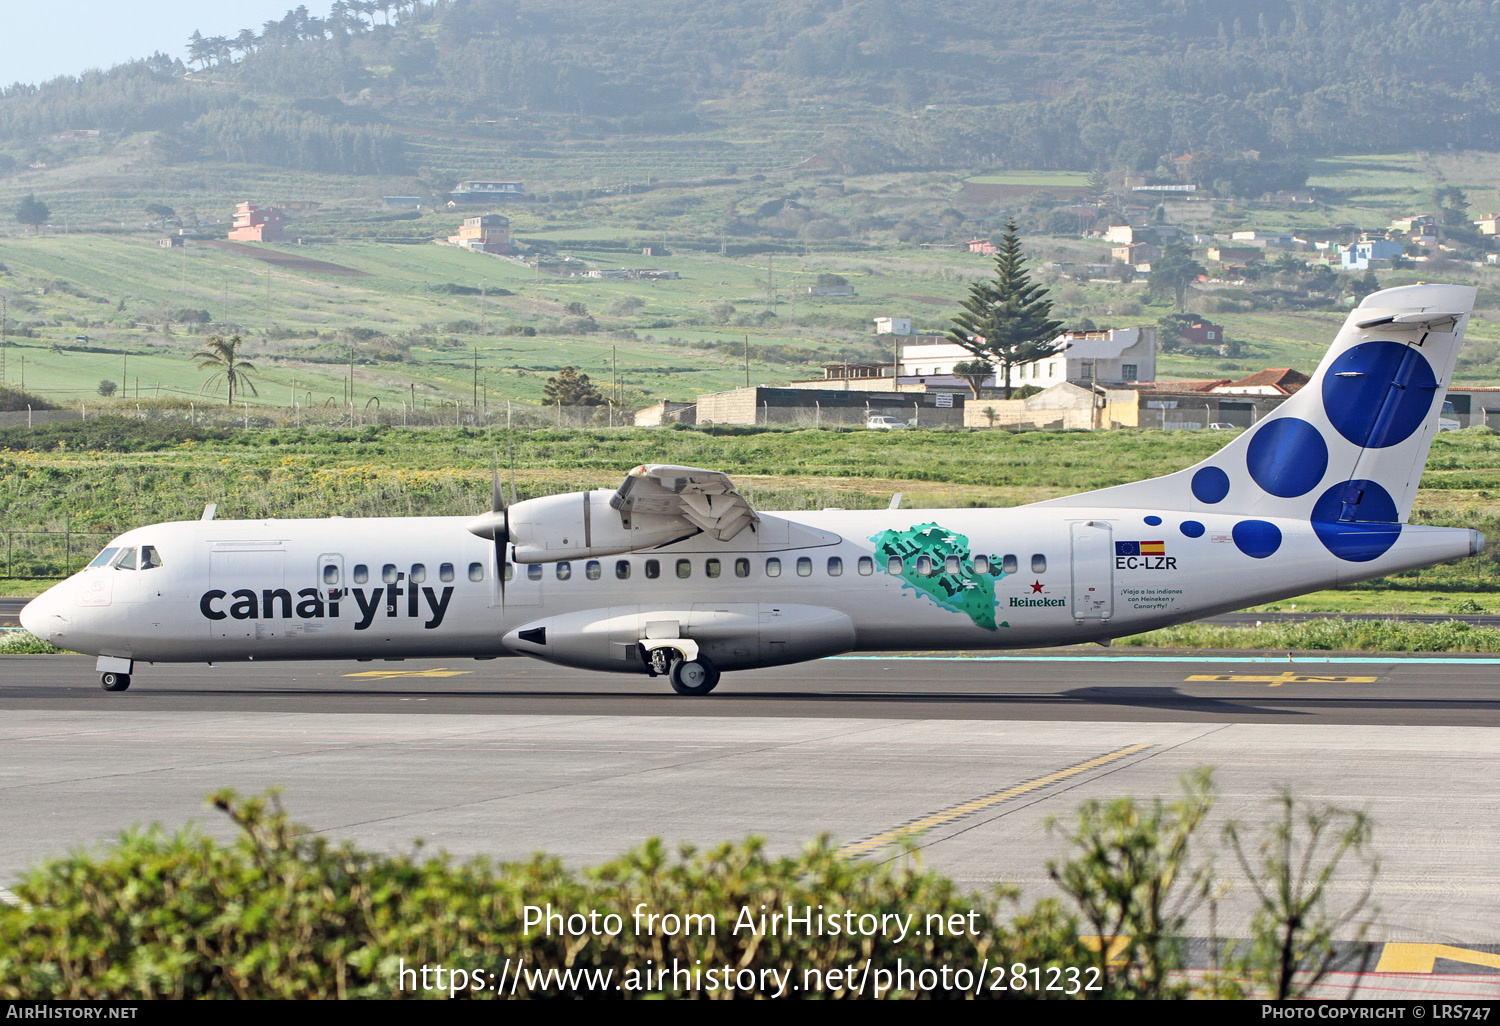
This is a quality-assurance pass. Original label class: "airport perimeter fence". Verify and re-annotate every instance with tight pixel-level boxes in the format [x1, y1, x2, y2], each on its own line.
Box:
[0, 401, 639, 432]
[3, 531, 113, 579]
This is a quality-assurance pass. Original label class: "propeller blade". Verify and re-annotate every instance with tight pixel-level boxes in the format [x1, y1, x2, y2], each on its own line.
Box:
[508, 432, 518, 506]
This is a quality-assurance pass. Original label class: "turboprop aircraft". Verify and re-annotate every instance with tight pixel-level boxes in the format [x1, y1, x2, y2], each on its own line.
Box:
[20, 284, 1486, 695]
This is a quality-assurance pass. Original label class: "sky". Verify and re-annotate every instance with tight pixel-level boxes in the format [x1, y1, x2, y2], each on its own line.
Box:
[0, 2, 334, 88]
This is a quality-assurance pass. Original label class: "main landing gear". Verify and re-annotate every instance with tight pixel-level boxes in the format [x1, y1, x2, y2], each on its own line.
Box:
[646, 645, 721, 696]
[100, 672, 131, 692]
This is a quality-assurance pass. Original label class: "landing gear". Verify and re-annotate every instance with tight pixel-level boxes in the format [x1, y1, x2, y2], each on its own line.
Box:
[668, 658, 720, 696]
[100, 672, 131, 692]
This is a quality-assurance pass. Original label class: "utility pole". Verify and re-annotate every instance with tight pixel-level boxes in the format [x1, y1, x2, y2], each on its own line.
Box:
[480, 279, 487, 335]
[1, 295, 6, 386]
[744, 334, 750, 388]
[473, 347, 479, 409]
[612, 344, 618, 405]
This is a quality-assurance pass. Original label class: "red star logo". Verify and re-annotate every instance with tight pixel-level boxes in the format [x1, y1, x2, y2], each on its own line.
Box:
[1030, 580, 1044, 593]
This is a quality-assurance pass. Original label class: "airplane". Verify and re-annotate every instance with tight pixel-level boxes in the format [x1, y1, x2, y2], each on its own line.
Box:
[19, 283, 1486, 695]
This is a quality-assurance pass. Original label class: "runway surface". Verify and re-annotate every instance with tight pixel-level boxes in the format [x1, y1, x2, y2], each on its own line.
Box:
[3, 652, 1499, 997]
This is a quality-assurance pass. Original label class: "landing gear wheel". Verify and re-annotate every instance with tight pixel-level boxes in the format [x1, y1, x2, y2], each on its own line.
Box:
[100, 672, 131, 692]
[668, 659, 720, 696]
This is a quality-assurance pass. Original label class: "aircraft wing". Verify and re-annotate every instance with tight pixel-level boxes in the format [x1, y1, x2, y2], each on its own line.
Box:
[610, 464, 760, 542]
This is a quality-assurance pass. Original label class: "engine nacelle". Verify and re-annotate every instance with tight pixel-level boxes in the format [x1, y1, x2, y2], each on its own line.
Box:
[502, 604, 857, 673]
[505, 490, 695, 563]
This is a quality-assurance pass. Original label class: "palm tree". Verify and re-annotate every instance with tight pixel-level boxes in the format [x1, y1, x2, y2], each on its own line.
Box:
[195, 334, 258, 406]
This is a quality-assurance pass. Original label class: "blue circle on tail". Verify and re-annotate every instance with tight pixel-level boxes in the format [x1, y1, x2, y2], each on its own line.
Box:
[1321, 341, 1438, 448]
[1246, 418, 1328, 498]
[1192, 467, 1230, 504]
[1232, 520, 1282, 558]
[1310, 479, 1402, 561]
[1180, 520, 1205, 538]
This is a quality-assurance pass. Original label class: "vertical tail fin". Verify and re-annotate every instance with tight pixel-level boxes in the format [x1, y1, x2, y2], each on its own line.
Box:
[1036, 283, 1476, 530]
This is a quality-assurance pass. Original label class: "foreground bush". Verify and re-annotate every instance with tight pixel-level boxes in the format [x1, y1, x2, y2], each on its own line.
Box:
[0, 791, 1083, 1000]
[1119, 617, 1500, 652]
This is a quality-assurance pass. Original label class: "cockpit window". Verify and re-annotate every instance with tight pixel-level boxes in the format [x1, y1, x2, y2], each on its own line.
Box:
[111, 547, 137, 570]
[87, 547, 120, 569]
[140, 545, 162, 570]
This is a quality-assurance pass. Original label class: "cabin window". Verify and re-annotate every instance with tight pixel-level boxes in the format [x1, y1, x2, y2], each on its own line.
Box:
[468, 562, 484, 582]
[766, 558, 782, 577]
[797, 557, 812, 577]
[914, 555, 933, 576]
[88, 547, 120, 569]
[440, 563, 454, 583]
[735, 558, 750, 578]
[1031, 554, 1047, 574]
[353, 564, 369, 584]
[112, 547, 137, 570]
[973, 555, 990, 575]
[503, 563, 513, 582]
[410, 563, 426, 584]
[586, 560, 602, 580]
[527, 564, 543, 581]
[705, 558, 721, 579]
[945, 555, 962, 575]
[322, 562, 340, 586]
[827, 557, 843, 577]
[676, 559, 692, 579]
[382, 563, 398, 584]
[140, 546, 162, 569]
[1002, 554, 1019, 575]
[858, 556, 873, 576]
[645, 559, 660, 579]
[556, 561, 572, 581]
[616, 560, 631, 580]
[887, 556, 903, 574]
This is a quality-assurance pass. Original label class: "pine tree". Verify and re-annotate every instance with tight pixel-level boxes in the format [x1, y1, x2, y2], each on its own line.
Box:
[946, 221, 1063, 399]
[542, 366, 606, 407]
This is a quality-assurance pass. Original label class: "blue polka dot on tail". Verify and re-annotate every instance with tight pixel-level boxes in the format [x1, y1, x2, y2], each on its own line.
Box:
[1232, 520, 1281, 558]
[1245, 417, 1327, 498]
[1191, 466, 1230, 504]
[1144, 515, 1162, 526]
[1310, 479, 1402, 561]
[1180, 520, 1204, 538]
[1321, 341, 1438, 448]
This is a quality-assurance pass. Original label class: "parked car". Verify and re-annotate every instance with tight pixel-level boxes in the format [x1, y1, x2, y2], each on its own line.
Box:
[866, 415, 906, 430]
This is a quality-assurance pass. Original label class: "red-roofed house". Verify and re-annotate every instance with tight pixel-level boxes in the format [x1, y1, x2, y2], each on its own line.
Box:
[1212, 368, 1309, 395]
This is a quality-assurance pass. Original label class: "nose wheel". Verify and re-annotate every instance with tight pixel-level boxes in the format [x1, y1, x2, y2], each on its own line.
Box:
[100, 672, 131, 692]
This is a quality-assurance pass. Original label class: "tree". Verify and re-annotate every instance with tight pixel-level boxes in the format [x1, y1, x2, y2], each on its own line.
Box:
[145, 203, 177, 229]
[950, 359, 993, 399]
[1222, 791, 1379, 1000]
[194, 334, 258, 406]
[1147, 242, 1206, 312]
[97, 380, 117, 397]
[543, 366, 606, 407]
[15, 194, 49, 234]
[946, 221, 1063, 399]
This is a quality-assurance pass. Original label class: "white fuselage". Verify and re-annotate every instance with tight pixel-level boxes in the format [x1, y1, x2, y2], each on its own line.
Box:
[22, 504, 1479, 674]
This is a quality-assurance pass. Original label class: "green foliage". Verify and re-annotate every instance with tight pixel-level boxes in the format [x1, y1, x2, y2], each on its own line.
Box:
[947, 222, 1063, 399]
[1046, 769, 1216, 999]
[1148, 244, 1207, 313]
[0, 789, 1080, 1000]
[0, 630, 62, 654]
[193, 334, 258, 406]
[1120, 618, 1500, 652]
[14, 193, 48, 232]
[541, 366, 606, 407]
[1222, 792, 1379, 1000]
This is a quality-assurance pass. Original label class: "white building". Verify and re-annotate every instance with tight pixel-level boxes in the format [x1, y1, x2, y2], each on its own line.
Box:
[899, 326, 1157, 389]
[874, 317, 912, 335]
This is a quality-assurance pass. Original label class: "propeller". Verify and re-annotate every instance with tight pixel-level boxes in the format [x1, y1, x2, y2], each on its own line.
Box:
[465, 465, 510, 608]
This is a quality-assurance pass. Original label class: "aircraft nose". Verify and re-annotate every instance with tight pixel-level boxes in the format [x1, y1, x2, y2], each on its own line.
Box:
[19, 589, 69, 644]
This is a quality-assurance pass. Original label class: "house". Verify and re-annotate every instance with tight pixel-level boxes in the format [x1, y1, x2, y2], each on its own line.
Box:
[1181, 320, 1224, 347]
[448, 180, 526, 204]
[1112, 242, 1160, 266]
[1104, 225, 1158, 245]
[807, 284, 855, 296]
[967, 239, 998, 255]
[874, 317, 912, 336]
[1211, 368, 1309, 395]
[900, 326, 1157, 390]
[1474, 214, 1500, 236]
[447, 214, 512, 255]
[1206, 246, 1264, 263]
[1339, 238, 1403, 271]
[1230, 230, 1295, 247]
[157, 236, 184, 248]
[694, 386, 964, 427]
[226, 202, 285, 242]
[964, 382, 1141, 430]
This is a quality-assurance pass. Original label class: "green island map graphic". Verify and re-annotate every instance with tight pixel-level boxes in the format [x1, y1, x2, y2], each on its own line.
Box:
[870, 522, 1008, 631]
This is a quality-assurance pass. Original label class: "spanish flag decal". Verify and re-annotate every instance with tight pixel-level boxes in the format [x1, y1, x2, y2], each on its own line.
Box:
[1141, 541, 1166, 556]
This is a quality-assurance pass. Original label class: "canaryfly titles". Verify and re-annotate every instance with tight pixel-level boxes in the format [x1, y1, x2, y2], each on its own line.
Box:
[198, 585, 454, 630]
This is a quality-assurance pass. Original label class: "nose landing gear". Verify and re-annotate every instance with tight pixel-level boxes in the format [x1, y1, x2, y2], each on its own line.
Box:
[100, 672, 131, 691]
